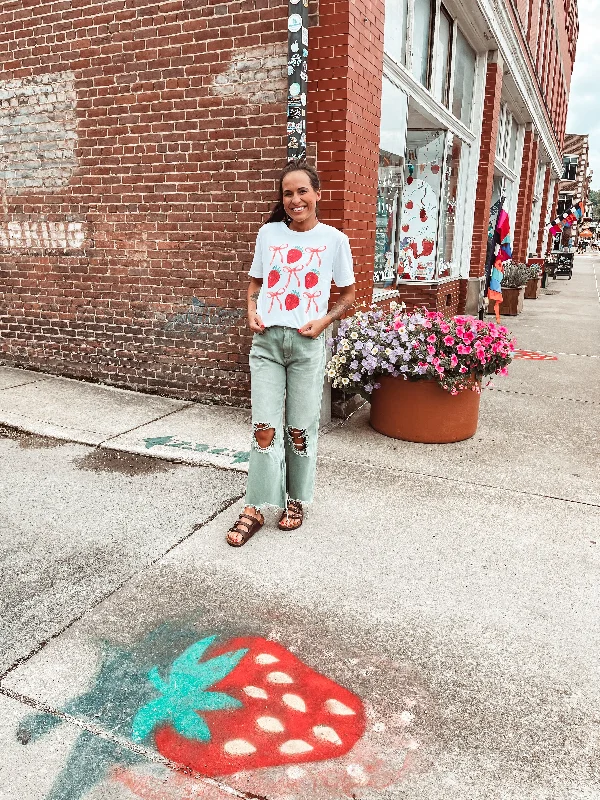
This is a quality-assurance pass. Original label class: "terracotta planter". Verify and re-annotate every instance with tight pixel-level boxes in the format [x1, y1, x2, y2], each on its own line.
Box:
[524, 277, 541, 299]
[369, 375, 481, 443]
[487, 286, 525, 316]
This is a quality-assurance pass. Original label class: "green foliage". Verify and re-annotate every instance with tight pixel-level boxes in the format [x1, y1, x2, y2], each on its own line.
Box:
[501, 262, 530, 288]
[589, 189, 600, 219]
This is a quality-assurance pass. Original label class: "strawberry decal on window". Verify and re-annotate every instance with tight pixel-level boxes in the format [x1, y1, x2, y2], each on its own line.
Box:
[133, 635, 365, 777]
[285, 290, 300, 311]
[304, 269, 319, 289]
[268, 267, 281, 288]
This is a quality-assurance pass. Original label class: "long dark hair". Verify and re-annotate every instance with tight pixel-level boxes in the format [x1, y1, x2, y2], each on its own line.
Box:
[267, 160, 321, 224]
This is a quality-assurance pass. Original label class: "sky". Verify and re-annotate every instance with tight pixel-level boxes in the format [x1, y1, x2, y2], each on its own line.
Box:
[565, 0, 600, 189]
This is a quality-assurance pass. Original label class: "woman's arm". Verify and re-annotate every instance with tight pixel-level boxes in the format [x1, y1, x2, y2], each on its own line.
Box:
[325, 283, 356, 323]
[298, 283, 355, 338]
[247, 277, 265, 333]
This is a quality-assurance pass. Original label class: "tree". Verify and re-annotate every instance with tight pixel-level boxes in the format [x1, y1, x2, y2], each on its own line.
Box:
[589, 189, 600, 220]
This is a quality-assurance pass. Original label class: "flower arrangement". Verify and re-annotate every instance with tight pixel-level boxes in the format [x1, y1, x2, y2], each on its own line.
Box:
[501, 261, 530, 288]
[525, 263, 542, 280]
[327, 304, 516, 396]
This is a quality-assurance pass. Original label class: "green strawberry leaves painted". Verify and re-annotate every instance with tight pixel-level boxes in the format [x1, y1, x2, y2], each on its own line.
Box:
[131, 635, 248, 743]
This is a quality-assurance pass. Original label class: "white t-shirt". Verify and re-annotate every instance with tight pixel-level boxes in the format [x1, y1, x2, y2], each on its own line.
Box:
[248, 221, 355, 329]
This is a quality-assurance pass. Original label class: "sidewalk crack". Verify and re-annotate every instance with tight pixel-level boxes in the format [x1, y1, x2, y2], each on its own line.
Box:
[0, 492, 244, 683]
[96, 405, 191, 447]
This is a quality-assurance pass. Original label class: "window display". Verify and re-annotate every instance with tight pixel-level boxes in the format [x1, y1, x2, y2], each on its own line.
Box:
[397, 130, 445, 282]
[437, 136, 464, 278]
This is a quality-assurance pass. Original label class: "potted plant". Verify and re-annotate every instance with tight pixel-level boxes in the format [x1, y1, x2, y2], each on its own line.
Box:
[327, 305, 516, 443]
[487, 261, 529, 315]
[524, 263, 542, 299]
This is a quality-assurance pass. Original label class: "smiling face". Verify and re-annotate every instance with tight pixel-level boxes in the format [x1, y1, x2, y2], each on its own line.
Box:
[282, 170, 321, 231]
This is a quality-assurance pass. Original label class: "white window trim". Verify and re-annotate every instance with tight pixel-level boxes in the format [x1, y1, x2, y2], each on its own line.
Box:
[383, 55, 476, 147]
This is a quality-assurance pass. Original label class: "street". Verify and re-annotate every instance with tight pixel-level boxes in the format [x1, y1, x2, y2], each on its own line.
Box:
[0, 256, 599, 800]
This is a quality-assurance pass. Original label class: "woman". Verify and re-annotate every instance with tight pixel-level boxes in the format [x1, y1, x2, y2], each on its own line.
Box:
[227, 161, 356, 546]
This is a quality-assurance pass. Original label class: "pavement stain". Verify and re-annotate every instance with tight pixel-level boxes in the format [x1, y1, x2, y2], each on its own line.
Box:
[72, 449, 175, 476]
[0, 424, 66, 450]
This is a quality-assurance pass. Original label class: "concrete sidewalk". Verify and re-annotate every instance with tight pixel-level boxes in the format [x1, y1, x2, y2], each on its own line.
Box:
[0, 255, 599, 800]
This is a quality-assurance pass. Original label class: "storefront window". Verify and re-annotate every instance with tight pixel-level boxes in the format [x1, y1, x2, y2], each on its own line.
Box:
[412, 0, 434, 88]
[432, 6, 453, 107]
[375, 78, 409, 289]
[384, 0, 409, 66]
[398, 130, 445, 281]
[451, 29, 476, 126]
[437, 136, 463, 278]
[508, 120, 518, 170]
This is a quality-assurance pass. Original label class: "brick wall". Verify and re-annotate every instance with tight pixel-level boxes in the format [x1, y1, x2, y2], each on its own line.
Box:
[0, 0, 289, 405]
[513, 130, 539, 261]
[469, 57, 503, 280]
[308, 0, 385, 308]
[398, 279, 461, 318]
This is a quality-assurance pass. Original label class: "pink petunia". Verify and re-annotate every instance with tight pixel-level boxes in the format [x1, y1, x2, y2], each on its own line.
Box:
[462, 331, 475, 344]
[443, 336, 455, 346]
[450, 354, 458, 367]
[500, 367, 509, 376]
[427, 334, 437, 343]
[440, 322, 451, 333]
[427, 345, 436, 355]
[457, 344, 471, 355]
[459, 365, 468, 373]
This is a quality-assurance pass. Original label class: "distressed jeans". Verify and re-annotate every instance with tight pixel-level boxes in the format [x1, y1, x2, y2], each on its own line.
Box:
[245, 326, 326, 510]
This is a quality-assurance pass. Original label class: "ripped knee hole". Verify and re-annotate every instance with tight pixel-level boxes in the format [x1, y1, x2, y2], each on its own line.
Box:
[253, 423, 276, 450]
[287, 427, 307, 455]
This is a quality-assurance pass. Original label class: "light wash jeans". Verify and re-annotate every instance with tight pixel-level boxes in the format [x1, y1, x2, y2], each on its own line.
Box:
[245, 326, 326, 510]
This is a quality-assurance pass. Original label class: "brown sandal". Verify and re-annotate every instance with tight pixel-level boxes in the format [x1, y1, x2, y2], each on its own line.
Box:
[278, 500, 303, 531]
[226, 509, 264, 547]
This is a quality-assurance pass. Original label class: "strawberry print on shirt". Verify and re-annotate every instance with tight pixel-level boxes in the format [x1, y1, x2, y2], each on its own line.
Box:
[249, 221, 355, 330]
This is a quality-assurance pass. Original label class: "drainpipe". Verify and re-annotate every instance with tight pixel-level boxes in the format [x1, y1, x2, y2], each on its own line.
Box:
[286, 0, 309, 161]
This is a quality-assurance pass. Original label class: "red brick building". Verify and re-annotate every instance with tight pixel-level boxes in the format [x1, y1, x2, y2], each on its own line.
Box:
[0, 0, 578, 404]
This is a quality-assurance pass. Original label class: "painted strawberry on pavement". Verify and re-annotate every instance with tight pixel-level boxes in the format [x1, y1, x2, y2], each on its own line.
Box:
[132, 635, 365, 777]
[268, 267, 281, 288]
[285, 290, 300, 311]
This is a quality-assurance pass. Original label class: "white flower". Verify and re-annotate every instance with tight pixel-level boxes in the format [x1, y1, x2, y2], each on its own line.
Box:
[339, 356, 346, 363]
[342, 377, 349, 385]
[372, 346, 378, 354]
[385, 348, 392, 355]
[350, 332, 358, 340]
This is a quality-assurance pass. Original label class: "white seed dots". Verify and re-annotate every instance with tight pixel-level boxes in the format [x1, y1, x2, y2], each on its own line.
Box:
[346, 763, 368, 784]
[282, 693, 306, 712]
[223, 739, 257, 756]
[286, 766, 306, 780]
[325, 698, 356, 716]
[266, 671, 294, 684]
[280, 739, 313, 755]
[256, 716, 285, 733]
[255, 653, 279, 664]
[243, 686, 268, 699]
[312, 725, 342, 745]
